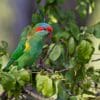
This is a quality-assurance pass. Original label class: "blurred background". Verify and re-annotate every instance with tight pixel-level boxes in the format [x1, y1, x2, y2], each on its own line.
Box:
[0, 0, 33, 52]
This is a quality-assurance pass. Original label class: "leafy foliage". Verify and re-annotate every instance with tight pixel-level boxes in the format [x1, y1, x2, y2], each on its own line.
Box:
[0, 0, 100, 100]
[76, 0, 95, 18]
[36, 72, 54, 97]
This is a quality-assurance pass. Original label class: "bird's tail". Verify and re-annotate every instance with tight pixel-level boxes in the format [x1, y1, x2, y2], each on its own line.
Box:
[3, 59, 14, 71]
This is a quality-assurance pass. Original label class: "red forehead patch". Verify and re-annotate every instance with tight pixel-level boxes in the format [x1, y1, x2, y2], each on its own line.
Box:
[36, 26, 53, 33]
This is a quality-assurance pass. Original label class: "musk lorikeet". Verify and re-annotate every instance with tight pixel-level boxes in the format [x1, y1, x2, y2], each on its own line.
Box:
[3, 23, 53, 71]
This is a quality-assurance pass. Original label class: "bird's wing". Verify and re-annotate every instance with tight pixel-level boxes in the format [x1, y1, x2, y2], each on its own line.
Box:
[10, 38, 26, 60]
[10, 25, 32, 60]
[5, 26, 32, 69]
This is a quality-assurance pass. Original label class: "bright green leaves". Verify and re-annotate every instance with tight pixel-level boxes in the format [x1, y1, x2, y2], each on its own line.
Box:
[17, 69, 30, 86]
[0, 69, 30, 98]
[36, 73, 54, 97]
[36, 73, 64, 99]
[0, 72, 16, 91]
[49, 44, 63, 61]
[76, 40, 94, 63]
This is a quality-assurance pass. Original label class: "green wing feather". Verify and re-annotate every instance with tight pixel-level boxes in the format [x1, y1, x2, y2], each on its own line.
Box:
[3, 26, 32, 71]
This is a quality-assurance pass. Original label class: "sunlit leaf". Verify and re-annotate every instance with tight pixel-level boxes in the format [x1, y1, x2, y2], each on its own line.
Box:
[36, 73, 54, 97]
[17, 70, 30, 86]
[76, 40, 94, 63]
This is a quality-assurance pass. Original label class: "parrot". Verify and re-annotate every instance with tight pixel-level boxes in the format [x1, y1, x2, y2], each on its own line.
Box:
[3, 23, 53, 71]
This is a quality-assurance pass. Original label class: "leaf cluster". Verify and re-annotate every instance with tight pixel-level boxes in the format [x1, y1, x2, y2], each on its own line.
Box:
[0, 0, 100, 100]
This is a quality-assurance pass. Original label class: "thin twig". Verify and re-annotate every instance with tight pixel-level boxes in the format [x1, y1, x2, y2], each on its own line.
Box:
[24, 88, 49, 100]
[93, 53, 100, 55]
[55, 68, 70, 73]
[42, 66, 54, 73]
[43, 44, 56, 62]
[92, 58, 100, 62]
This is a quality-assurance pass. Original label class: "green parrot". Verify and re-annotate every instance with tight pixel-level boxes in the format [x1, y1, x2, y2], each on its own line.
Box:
[3, 23, 53, 71]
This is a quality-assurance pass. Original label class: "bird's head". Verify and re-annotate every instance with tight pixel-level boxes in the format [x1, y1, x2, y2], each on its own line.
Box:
[35, 23, 53, 39]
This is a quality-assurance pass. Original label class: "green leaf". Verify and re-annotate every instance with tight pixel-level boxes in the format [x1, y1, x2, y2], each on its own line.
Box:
[75, 65, 86, 82]
[68, 37, 76, 55]
[0, 41, 8, 57]
[36, 73, 54, 97]
[70, 96, 77, 100]
[1, 41, 8, 49]
[17, 70, 30, 86]
[49, 44, 62, 61]
[76, 40, 94, 63]
[55, 31, 70, 41]
[76, 4, 87, 18]
[87, 22, 100, 38]
[36, 73, 46, 92]
[42, 78, 54, 97]
[86, 67, 94, 76]
[1, 72, 16, 91]
[69, 22, 80, 40]
[57, 82, 69, 100]
[65, 70, 74, 83]
[69, 57, 77, 68]
[32, 14, 43, 25]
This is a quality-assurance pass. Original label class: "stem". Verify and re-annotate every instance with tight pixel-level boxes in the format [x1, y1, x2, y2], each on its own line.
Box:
[43, 43, 56, 62]
[23, 88, 48, 100]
